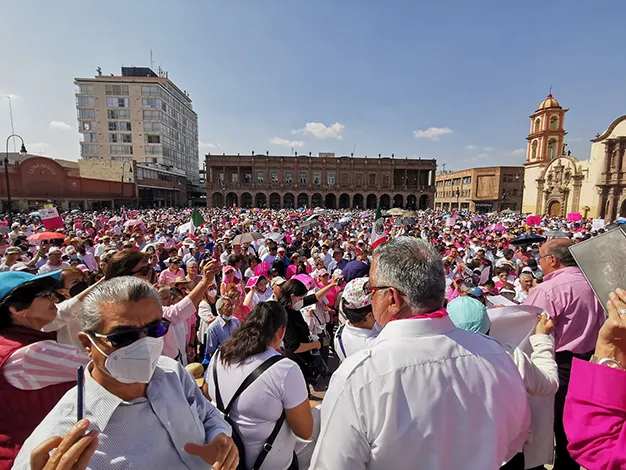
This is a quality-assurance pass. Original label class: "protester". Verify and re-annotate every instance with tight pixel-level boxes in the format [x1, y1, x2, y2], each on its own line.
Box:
[334, 277, 381, 362]
[310, 237, 530, 469]
[243, 275, 272, 310]
[524, 238, 605, 469]
[12, 276, 238, 470]
[203, 296, 241, 361]
[207, 301, 313, 470]
[564, 288, 626, 470]
[37, 247, 70, 274]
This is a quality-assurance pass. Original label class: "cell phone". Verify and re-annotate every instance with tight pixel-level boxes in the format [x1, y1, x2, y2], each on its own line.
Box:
[77, 365, 84, 422]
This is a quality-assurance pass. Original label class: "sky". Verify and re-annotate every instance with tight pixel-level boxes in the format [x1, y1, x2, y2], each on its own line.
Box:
[2, 0, 626, 172]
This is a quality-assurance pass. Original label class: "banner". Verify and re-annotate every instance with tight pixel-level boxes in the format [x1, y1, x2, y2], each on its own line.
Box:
[487, 305, 544, 354]
[592, 218, 605, 231]
[40, 207, 64, 230]
[445, 217, 456, 227]
[567, 212, 582, 222]
[526, 215, 541, 226]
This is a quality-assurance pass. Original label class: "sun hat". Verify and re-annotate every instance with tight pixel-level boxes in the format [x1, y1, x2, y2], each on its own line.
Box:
[47, 247, 62, 255]
[341, 277, 372, 310]
[270, 276, 286, 288]
[447, 296, 491, 334]
[5, 247, 21, 255]
[185, 362, 205, 387]
[0, 270, 62, 302]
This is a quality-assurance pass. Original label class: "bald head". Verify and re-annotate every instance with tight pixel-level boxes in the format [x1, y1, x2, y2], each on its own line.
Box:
[539, 239, 577, 275]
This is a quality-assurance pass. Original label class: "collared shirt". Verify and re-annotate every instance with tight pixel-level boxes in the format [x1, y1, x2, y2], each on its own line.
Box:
[524, 266, 605, 353]
[310, 316, 530, 470]
[205, 316, 241, 355]
[162, 296, 198, 359]
[327, 259, 348, 273]
[37, 261, 70, 275]
[13, 357, 231, 470]
[158, 267, 185, 286]
[334, 322, 380, 362]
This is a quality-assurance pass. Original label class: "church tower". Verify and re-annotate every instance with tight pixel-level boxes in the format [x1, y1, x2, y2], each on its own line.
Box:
[521, 93, 569, 213]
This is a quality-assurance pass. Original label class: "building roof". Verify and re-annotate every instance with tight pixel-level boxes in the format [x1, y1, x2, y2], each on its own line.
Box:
[537, 93, 561, 111]
[592, 115, 626, 142]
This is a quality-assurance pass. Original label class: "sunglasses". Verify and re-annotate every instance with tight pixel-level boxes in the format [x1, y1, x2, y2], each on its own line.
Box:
[88, 319, 171, 348]
[130, 265, 153, 276]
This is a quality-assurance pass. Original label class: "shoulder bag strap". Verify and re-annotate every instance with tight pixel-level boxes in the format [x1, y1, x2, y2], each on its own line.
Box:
[336, 324, 347, 359]
[212, 351, 226, 413]
[252, 410, 286, 470]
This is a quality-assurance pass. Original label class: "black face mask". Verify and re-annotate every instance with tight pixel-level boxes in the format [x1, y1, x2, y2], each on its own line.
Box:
[69, 281, 89, 297]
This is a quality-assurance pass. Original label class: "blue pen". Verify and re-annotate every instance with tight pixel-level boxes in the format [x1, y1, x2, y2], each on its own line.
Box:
[77, 366, 84, 422]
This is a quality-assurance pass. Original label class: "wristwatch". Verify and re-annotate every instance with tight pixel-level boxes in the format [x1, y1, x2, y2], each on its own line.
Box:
[590, 355, 625, 370]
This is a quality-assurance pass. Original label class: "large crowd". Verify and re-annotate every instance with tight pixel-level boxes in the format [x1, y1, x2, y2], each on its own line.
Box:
[0, 206, 624, 470]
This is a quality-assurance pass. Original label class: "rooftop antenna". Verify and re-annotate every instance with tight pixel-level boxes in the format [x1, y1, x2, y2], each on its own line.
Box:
[441, 162, 447, 174]
[150, 50, 154, 70]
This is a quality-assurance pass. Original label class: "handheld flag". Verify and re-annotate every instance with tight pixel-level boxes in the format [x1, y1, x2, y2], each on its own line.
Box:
[191, 208, 205, 227]
[371, 206, 386, 249]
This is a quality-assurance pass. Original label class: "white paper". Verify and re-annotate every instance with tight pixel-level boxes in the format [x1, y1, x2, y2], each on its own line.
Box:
[487, 305, 544, 354]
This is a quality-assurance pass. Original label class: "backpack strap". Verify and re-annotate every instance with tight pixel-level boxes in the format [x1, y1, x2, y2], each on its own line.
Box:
[336, 324, 347, 360]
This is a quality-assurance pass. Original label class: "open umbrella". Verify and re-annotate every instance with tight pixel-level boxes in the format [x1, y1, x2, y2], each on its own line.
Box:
[231, 232, 264, 245]
[510, 233, 546, 245]
[501, 209, 515, 215]
[265, 232, 283, 242]
[71, 209, 81, 214]
[403, 217, 417, 226]
[123, 219, 143, 228]
[27, 232, 66, 241]
[29, 211, 41, 218]
[484, 224, 507, 232]
[404, 211, 417, 218]
[300, 219, 322, 230]
[387, 208, 405, 216]
[544, 230, 570, 239]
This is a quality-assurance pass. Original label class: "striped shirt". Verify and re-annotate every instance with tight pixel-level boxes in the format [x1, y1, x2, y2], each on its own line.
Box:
[3, 340, 89, 390]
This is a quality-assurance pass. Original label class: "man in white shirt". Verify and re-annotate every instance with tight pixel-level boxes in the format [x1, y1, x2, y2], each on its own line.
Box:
[334, 277, 380, 362]
[311, 237, 530, 470]
[37, 247, 70, 274]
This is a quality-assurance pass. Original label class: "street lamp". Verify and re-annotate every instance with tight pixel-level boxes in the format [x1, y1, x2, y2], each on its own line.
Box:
[455, 188, 461, 209]
[120, 161, 133, 209]
[4, 134, 27, 225]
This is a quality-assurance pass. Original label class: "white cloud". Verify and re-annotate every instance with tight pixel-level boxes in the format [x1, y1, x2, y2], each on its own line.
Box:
[567, 137, 583, 143]
[270, 137, 305, 148]
[199, 141, 222, 150]
[469, 152, 491, 162]
[466, 145, 478, 150]
[293, 122, 345, 140]
[413, 127, 454, 141]
[49, 121, 73, 131]
[507, 148, 526, 157]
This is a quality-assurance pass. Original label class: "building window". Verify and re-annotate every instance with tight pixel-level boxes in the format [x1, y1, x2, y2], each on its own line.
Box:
[78, 108, 96, 119]
[355, 174, 362, 187]
[110, 144, 133, 155]
[271, 171, 278, 184]
[328, 173, 335, 185]
[285, 172, 293, 184]
[79, 121, 95, 131]
[369, 174, 376, 186]
[80, 144, 98, 156]
[531, 140, 538, 160]
[145, 135, 160, 144]
[143, 110, 161, 120]
[109, 133, 132, 143]
[78, 84, 93, 94]
[142, 98, 161, 109]
[76, 96, 94, 107]
[244, 173, 252, 184]
[105, 84, 129, 96]
[108, 121, 131, 131]
[106, 97, 129, 108]
[107, 109, 130, 120]
[550, 116, 559, 130]
[257, 172, 264, 184]
[218, 173, 224, 185]
[141, 85, 160, 96]
[232, 174, 239, 184]
[341, 173, 349, 185]
[462, 176, 471, 184]
[534, 118, 541, 133]
[382, 174, 389, 186]
[313, 172, 321, 185]
[82, 133, 97, 143]
[300, 172, 307, 184]
[145, 145, 162, 155]
[143, 122, 161, 132]
[548, 139, 557, 159]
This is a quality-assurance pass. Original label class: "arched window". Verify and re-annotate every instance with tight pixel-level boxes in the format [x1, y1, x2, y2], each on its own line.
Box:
[550, 115, 559, 130]
[531, 140, 538, 160]
[534, 118, 541, 133]
[548, 139, 557, 159]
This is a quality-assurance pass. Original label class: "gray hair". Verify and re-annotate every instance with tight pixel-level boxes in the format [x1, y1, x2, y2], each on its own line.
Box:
[519, 272, 534, 281]
[80, 277, 161, 332]
[372, 237, 445, 313]
[216, 296, 232, 314]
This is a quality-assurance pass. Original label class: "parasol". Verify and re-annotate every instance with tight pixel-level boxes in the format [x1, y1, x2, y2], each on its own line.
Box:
[543, 231, 571, 239]
[27, 232, 66, 241]
[387, 208, 405, 216]
[123, 219, 143, 228]
[510, 233, 546, 245]
[300, 219, 322, 230]
[29, 212, 41, 218]
[231, 232, 264, 245]
[484, 224, 507, 232]
[501, 209, 515, 215]
[265, 232, 283, 242]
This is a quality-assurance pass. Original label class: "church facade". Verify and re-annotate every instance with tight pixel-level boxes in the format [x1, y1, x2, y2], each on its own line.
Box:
[521, 94, 626, 221]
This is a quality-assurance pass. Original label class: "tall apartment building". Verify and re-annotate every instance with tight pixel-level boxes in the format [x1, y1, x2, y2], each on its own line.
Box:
[434, 166, 524, 212]
[74, 67, 199, 184]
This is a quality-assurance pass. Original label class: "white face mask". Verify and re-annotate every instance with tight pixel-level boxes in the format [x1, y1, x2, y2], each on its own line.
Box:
[292, 299, 304, 311]
[208, 289, 218, 297]
[88, 336, 163, 384]
[221, 314, 233, 321]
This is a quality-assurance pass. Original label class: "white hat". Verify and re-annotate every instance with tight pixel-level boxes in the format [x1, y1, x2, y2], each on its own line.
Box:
[48, 247, 62, 255]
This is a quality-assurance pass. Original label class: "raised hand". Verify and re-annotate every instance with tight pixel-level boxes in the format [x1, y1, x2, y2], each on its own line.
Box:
[184, 433, 239, 470]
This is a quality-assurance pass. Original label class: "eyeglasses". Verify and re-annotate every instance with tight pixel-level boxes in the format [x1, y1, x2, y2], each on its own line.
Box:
[88, 319, 171, 348]
[537, 254, 553, 261]
[36, 291, 58, 302]
[131, 265, 153, 276]
[363, 280, 394, 296]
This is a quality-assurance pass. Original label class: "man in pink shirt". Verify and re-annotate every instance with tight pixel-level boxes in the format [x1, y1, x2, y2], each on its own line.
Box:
[158, 257, 184, 286]
[524, 238, 605, 470]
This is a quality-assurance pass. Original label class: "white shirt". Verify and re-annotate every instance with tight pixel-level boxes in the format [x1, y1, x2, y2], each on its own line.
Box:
[310, 316, 530, 470]
[37, 261, 70, 274]
[42, 296, 84, 349]
[207, 348, 308, 470]
[333, 322, 380, 362]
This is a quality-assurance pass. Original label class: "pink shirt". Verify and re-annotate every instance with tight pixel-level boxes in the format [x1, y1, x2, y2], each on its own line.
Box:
[524, 266, 604, 353]
[158, 267, 185, 285]
[161, 296, 197, 358]
[564, 359, 626, 469]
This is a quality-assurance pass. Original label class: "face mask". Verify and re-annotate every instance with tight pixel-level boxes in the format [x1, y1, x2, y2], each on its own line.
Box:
[221, 314, 233, 321]
[292, 299, 304, 310]
[69, 281, 88, 297]
[87, 336, 163, 384]
[208, 289, 217, 297]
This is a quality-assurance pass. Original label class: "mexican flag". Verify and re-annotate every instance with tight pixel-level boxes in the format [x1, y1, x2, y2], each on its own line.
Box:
[371, 206, 386, 249]
[178, 208, 205, 234]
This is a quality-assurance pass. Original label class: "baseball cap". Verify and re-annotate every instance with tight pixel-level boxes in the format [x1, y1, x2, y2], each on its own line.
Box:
[468, 287, 485, 298]
[5, 247, 21, 255]
[341, 277, 372, 310]
[0, 270, 62, 302]
[270, 276, 286, 288]
[447, 296, 491, 334]
[48, 247, 62, 255]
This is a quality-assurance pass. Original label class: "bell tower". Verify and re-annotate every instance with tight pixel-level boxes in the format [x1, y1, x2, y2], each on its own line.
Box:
[521, 93, 569, 214]
[525, 93, 568, 166]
